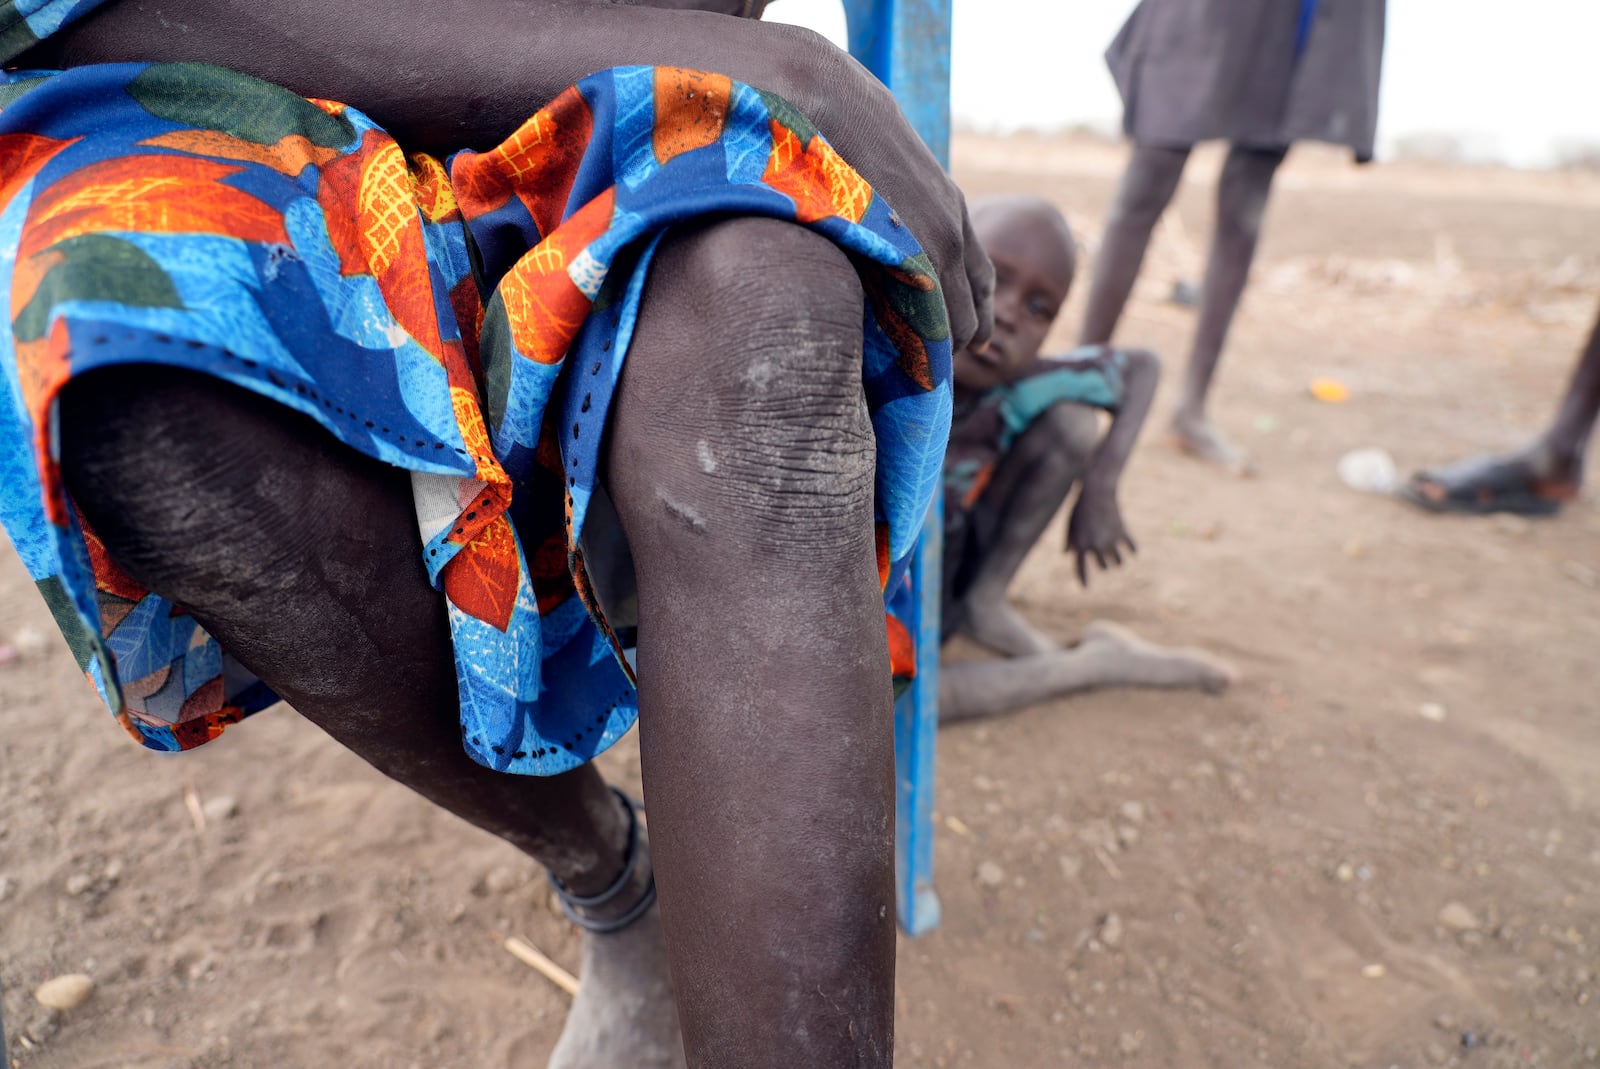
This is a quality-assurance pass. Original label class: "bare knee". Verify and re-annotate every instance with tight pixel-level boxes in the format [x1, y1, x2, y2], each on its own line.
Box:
[1019, 402, 1102, 473]
[607, 218, 875, 565]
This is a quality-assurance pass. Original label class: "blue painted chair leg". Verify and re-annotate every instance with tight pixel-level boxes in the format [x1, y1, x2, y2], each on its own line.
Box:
[892, 498, 944, 935]
[842, 0, 953, 937]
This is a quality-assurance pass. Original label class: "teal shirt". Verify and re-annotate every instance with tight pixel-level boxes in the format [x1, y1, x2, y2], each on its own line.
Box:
[944, 345, 1128, 513]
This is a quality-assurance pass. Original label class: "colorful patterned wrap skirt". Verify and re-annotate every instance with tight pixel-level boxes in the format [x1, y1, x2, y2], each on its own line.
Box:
[0, 61, 952, 775]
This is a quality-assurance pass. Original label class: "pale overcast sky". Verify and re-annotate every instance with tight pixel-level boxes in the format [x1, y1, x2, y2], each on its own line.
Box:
[767, 0, 1600, 168]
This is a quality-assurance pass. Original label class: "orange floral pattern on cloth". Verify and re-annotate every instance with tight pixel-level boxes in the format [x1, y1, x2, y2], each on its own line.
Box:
[0, 61, 951, 774]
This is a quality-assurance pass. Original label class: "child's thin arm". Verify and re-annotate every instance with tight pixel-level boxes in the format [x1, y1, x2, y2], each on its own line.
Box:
[1015, 346, 1158, 585]
[1080, 347, 1158, 500]
[1003, 344, 1159, 497]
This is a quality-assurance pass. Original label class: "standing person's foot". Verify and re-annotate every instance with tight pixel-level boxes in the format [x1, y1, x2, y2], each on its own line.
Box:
[1400, 446, 1582, 516]
[1168, 410, 1256, 477]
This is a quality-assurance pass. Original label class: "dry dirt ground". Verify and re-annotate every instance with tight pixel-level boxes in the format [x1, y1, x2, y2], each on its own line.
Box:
[3, 132, 1599, 1069]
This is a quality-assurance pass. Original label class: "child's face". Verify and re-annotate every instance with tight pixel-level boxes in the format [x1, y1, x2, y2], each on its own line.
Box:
[952, 210, 1075, 393]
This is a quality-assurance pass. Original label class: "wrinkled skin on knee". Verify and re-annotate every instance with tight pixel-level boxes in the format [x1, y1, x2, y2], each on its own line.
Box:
[607, 218, 875, 563]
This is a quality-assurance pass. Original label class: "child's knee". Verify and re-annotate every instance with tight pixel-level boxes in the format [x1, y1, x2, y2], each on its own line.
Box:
[1033, 402, 1102, 466]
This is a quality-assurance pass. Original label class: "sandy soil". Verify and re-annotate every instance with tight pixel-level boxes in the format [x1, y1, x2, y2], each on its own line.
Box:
[3, 132, 1599, 1069]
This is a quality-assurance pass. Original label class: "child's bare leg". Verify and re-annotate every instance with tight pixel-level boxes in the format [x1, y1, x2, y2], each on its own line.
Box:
[1169, 144, 1286, 475]
[956, 403, 1100, 657]
[57, 367, 676, 1068]
[940, 621, 1234, 724]
[1405, 302, 1600, 514]
[1078, 145, 1190, 346]
[606, 219, 895, 1067]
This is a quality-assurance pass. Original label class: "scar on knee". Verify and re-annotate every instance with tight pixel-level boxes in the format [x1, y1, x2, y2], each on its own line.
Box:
[696, 440, 717, 474]
[659, 491, 708, 535]
[744, 359, 773, 391]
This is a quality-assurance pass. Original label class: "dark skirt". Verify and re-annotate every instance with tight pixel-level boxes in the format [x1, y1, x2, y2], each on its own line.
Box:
[1106, 0, 1386, 161]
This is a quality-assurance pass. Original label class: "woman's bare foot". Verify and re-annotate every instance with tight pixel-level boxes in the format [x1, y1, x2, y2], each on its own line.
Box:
[958, 594, 1059, 658]
[1075, 620, 1236, 694]
[1168, 410, 1255, 477]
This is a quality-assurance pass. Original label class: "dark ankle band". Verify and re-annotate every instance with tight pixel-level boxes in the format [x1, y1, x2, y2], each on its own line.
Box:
[548, 789, 658, 934]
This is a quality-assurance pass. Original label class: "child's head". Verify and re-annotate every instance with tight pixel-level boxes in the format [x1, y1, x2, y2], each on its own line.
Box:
[953, 195, 1077, 393]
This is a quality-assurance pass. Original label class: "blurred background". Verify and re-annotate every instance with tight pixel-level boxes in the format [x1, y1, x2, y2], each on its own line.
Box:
[770, 0, 1600, 168]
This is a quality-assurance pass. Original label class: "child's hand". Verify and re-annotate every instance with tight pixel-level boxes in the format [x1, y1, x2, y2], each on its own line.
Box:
[1066, 484, 1137, 587]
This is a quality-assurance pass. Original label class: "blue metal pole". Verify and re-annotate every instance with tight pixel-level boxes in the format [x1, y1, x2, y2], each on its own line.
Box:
[841, 0, 952, 938]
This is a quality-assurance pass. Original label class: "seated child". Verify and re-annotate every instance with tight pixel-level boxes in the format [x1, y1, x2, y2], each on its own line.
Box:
[937, 195, 1234, 724]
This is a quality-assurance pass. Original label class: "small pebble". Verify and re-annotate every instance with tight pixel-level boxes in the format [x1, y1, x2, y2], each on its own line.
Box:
[1437, 901, 1480, 932]
[975, 861, 1005, 888]
[34, 974, 94, 1011]
[1098, 912, 1124, 949]
[64, 873, 94, 897]
[0, 874, 14, 902]
[1118, 1030, 1144, 1056]
[11, 625, 48, 658]
[1361, 963, 1386, 979]
[201, 795, 239, 822]
[1419, 702, 1448, 722]
[1118, 801, 1146, 825]
[482, 865, 524, 895]
[1335, 861, 1355, 883]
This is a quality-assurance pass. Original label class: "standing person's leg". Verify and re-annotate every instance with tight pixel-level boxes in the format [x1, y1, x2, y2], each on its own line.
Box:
[1078, 145, 1191, 346]
[57, 367, 678, 1069]
[1404, 302, 1600, 514]
[1169, 144, 1287, 474]
[605, 218, 897, 1068]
